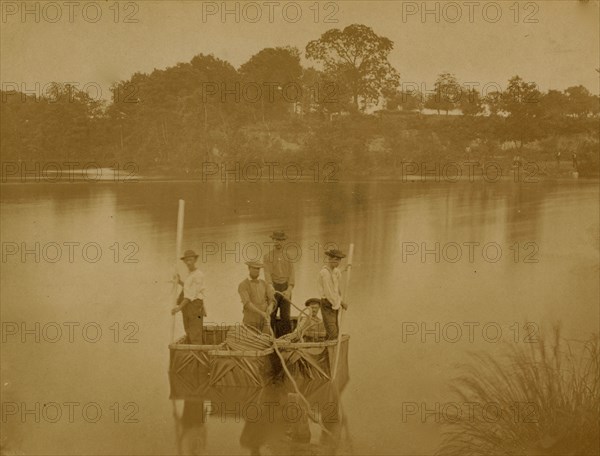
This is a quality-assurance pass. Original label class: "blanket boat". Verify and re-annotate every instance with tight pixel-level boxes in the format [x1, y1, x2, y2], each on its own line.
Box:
[169, 318, 350, 395]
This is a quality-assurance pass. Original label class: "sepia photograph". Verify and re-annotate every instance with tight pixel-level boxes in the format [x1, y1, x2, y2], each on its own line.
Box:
[1, 1, 599, 455]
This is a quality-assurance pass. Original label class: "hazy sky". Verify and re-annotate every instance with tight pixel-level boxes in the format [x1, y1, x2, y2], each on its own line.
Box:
[1, 0, 599, 100]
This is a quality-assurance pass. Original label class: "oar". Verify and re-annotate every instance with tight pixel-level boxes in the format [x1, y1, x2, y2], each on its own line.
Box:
[170, 199, 185, 343]
[273, 291, 310, 320]
[332, 243, 354, 380]
[264, 309, 334, 438]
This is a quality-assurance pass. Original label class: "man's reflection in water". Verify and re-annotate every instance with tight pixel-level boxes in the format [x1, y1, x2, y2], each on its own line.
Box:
[239, 383, 349, 456]
[172, 380, 350, 455]
[175, 400, 207, 456]
[238, 387, 285, 456]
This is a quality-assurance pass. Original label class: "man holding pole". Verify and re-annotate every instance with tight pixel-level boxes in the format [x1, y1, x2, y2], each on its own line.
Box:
[238, 261, 275, 334]
[318, 249, 348, 340]
[263, 230, 295, 336]
[171, 249, 207, 344]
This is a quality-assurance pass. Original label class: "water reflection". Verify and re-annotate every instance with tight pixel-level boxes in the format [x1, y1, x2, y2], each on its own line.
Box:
[1, 180, 597, 455]
[170, 375, 351, 455]
[175, 400, 208, 455]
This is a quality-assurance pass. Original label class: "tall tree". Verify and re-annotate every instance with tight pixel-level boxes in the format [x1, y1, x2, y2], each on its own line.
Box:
[239, 46, 302, 121]
[0, 82, 102, 163]
[484, 90, 503, 116]
[305, 24, 399, 111]
[540, 89, 569, 119]
[106, 54, 240, 165]
[459, 88, 484, 116]
[425, 73, 461, 115]
[501, 76, 542, 149]
[299, 67, 343, 115]
[501, 76, 542, 118]
[565, 85, 598, 118]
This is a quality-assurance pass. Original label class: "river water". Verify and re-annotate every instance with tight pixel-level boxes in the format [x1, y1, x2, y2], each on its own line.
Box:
[1, 179, 598, 455]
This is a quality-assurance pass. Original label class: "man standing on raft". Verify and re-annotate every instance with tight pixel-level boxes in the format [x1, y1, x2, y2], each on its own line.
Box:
[318, 248, 348, 340]
[263, 230, 295, 337]
[171, 249, 207, 344]
[238, 261, 275, 334]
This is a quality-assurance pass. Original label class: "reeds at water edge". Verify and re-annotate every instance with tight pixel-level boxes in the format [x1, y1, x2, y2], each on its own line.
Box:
[436, 326, 599, 456]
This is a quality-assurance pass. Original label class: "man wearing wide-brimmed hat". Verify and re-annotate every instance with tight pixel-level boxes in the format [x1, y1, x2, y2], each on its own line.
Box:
[318, 248, 348, 340]
[238, 261, 275, 333]
[263, 230, 294, 336]
[171, 249, 207, 344]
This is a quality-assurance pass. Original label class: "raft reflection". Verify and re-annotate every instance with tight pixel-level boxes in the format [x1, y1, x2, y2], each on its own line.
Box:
[170, 374, 351, 455]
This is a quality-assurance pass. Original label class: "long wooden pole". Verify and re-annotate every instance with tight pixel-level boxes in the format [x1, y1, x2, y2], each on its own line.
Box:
[170, 199, 185, 343]
[332, 243, 354, 380]
[265, 318, 334, 438]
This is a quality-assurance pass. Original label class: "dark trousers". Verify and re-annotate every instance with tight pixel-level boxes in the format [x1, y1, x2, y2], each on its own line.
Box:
[243, 317, 270, 335]
[270, 282, 292, 336]
[182, 299, 205, 344]
[320, 299, 339, 340]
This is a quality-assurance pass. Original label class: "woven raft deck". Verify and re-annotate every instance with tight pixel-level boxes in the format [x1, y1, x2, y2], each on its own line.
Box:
[277, 336, 350, 386]
[169, 323, 350, 397]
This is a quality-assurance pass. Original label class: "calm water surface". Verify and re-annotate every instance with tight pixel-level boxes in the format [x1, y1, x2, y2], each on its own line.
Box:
[1, 180, 598, 455]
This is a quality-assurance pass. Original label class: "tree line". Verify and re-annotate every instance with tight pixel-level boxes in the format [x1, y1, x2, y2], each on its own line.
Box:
[1, 24, 598, 176]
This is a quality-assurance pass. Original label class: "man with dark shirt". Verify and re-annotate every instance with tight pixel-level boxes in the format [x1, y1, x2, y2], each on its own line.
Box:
[263, 231, 294, 336]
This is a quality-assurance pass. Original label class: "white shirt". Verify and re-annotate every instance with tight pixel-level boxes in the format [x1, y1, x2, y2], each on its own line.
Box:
[183, 269, 206, 301]
[318, 265, 342, 309]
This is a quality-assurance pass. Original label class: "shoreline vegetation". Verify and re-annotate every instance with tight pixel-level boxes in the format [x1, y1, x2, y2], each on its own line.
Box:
[1, 24, 599, 181]
[437, 327, 600, 456]
[2, 156, 599, 184]
[1, 161, 599, 184]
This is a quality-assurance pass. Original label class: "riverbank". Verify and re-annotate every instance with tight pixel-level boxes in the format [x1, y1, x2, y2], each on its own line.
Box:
[1, 161, 598, 184]
[2, 114, 598, 181]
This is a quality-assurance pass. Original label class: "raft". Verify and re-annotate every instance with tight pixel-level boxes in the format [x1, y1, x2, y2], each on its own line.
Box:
[277, 336, 350, 386]
[169, 320, 350, 395]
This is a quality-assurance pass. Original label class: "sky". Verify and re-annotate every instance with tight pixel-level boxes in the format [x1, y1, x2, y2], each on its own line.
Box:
[1, 0, 599, 100]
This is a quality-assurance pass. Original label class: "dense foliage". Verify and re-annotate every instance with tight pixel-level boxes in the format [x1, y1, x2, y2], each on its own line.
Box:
[1, 24, 598, 178]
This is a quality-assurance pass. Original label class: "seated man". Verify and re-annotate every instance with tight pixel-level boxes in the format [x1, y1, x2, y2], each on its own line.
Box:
[238, 261, 275, 334]
[280, 298, 326, 343]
